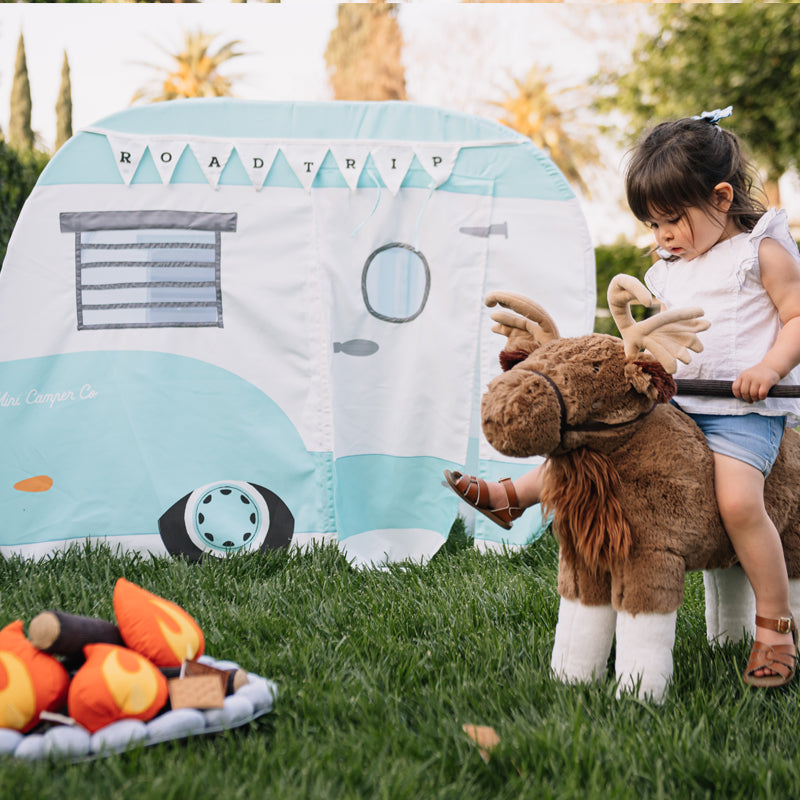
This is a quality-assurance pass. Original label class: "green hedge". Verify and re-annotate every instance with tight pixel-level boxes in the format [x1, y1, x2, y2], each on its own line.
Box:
[0, 140, 49, 267]
[593, 240, 654, 335]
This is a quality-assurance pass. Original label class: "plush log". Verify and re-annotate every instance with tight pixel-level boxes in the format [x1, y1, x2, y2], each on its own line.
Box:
[27, 611, 123, 656]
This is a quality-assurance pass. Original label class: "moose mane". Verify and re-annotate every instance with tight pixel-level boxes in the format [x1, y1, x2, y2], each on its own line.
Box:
[541, 448, 631, 569]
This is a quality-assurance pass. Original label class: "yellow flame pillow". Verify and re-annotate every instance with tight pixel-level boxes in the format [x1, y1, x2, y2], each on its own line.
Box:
[0, 620, 70, 732]
[68, 643, 168, 733]
[113, 578, 205, 667]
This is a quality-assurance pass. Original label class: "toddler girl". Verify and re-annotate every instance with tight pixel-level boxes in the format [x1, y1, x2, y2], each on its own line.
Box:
[445, 108, 800, 687]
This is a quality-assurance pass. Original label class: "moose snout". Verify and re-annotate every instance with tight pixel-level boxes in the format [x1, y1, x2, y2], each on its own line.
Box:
[481, 369, 563, 458]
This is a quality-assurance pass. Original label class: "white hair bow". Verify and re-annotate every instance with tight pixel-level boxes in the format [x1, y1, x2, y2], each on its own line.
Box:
[692, 106, 733, 125]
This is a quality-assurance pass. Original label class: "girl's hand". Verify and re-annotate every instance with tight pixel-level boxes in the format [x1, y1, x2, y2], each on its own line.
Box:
[733, 363, 782, 403]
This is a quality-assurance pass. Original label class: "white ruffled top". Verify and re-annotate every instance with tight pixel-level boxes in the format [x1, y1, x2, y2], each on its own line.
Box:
[645, 208, 800, 423]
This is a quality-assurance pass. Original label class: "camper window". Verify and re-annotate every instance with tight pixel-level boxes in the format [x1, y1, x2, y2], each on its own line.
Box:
[60, 210, 237, 330]
[362, 243, 430, 324]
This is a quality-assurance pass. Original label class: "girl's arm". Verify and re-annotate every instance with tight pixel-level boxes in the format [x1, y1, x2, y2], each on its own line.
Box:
[734, 237, 800, 402]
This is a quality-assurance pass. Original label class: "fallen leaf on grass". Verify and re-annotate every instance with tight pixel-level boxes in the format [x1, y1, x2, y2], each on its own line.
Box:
[462, 723, 500, 763]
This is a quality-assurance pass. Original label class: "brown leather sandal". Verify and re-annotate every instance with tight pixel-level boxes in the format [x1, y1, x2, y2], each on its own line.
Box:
[443, 470, 524, 530]
[743, 614, 798, 688]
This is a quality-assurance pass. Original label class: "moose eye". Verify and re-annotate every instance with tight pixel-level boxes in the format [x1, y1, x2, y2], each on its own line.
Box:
[591, 362, 602, 374]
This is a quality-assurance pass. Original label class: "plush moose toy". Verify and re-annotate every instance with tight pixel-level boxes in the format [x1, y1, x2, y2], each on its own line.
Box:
[480, 274, 800, 702]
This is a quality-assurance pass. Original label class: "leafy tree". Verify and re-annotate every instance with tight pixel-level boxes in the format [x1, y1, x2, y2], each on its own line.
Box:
[0, 141, 49, 267]
[598, 3, 800, 202]
[132, 30, 245, 103]
[55, 51, 73, 151]
[493, 65, 600, 197]
[8, 33, 34, 152]
[325, 2, 407, 101]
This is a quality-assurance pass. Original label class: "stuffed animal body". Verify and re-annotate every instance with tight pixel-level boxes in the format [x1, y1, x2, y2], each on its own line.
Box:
[480, 276, 800, 701]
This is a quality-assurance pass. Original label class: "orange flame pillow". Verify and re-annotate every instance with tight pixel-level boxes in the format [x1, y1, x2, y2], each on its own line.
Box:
[0, 620, 70, 732]
[68, 643, 168, 733]
[113, 578, 205, 667]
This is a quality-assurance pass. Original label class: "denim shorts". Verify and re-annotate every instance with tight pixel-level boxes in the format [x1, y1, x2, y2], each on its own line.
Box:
[688, 412, 786, 477]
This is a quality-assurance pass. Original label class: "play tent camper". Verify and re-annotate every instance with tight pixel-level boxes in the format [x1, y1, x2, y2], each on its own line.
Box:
[0, 99, 595, 566]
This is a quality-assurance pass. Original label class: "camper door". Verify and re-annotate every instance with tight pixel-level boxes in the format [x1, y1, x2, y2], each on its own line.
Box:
[314, 182, 493, 565]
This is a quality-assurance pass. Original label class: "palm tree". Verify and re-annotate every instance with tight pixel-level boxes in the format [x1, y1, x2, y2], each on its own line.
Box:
[493, 65, 600, 197]
[132, 30, 245, 104]
[325, 2, 406, 101]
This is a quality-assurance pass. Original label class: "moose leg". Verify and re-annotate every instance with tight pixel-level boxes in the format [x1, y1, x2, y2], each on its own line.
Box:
[703, 566, 755, 645]
[551, 597, 616, 684]
[614, 609, 677, 703]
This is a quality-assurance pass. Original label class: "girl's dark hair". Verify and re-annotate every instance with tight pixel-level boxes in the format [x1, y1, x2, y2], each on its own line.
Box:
[625, 117, 766, 232]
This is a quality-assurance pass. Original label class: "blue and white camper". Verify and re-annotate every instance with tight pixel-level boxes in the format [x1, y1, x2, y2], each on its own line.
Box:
[0, 99, 595, 565]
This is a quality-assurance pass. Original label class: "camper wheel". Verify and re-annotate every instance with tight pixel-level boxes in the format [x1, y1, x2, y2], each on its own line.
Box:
[158, 480, 294, 561]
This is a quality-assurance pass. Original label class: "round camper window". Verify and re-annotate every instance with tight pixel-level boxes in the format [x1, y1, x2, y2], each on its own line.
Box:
[361, 243, 430, 323]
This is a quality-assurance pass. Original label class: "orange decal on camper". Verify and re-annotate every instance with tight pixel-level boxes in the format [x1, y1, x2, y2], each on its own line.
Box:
[13, 475, 53, 493]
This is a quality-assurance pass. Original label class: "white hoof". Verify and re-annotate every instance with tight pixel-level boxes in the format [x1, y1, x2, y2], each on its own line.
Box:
[614, 609, 677, 704]
[551, 597, 616, 684]
[703, 566, 754, 645]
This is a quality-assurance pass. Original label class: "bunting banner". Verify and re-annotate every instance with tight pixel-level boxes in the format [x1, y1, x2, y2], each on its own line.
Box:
[370, 145, 416, 196]
[187, 141, 235, 190]
[104, 134, 148, 186]
[232, 141, 280, 191]
[329, 144, 368, 191]
[280, 143, 329, 193]
[86, 127, 524, 192]
[150, 139, 187, 185]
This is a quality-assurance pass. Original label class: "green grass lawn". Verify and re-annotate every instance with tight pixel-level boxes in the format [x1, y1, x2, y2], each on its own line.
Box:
[2, 522, 800, 799]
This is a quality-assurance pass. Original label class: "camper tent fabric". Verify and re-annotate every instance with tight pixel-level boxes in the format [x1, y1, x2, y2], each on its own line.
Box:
[0, 99, 595, 566]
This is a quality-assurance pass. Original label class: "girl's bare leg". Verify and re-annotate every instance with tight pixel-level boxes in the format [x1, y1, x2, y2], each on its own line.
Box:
[713, 453, 794, 676]
[483, 464, 545, 511]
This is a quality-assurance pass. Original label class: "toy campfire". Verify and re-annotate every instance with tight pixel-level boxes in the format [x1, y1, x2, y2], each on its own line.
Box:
[0, 578, 276, 760]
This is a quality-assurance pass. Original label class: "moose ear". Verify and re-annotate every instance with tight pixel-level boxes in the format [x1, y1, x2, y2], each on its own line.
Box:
[625, 359, 677, 403]
[499, 349, 530, 372]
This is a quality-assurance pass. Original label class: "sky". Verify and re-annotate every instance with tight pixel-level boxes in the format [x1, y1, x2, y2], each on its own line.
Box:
[0, 2, 684, 245]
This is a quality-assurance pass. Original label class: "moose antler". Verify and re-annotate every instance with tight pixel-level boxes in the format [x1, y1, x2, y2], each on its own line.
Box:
[484, 291, 561, 349]
[608, 274, 709, 374]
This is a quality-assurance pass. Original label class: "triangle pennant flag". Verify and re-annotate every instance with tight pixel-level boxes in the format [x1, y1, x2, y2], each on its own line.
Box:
[188, 141, 234, 189]
[149, 140, 187, 185]
[104, 134, 148, 186]
[282, 144, 329, 192]
[234, 142, 279, 191]
[329, 144, 369, 191]
[413, 144, 461, 188]
[371, 146, 414, 195]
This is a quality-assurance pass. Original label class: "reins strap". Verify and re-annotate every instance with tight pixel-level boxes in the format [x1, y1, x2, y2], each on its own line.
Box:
[676, 379, 800, 398]
[531, 370, 657, 437]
